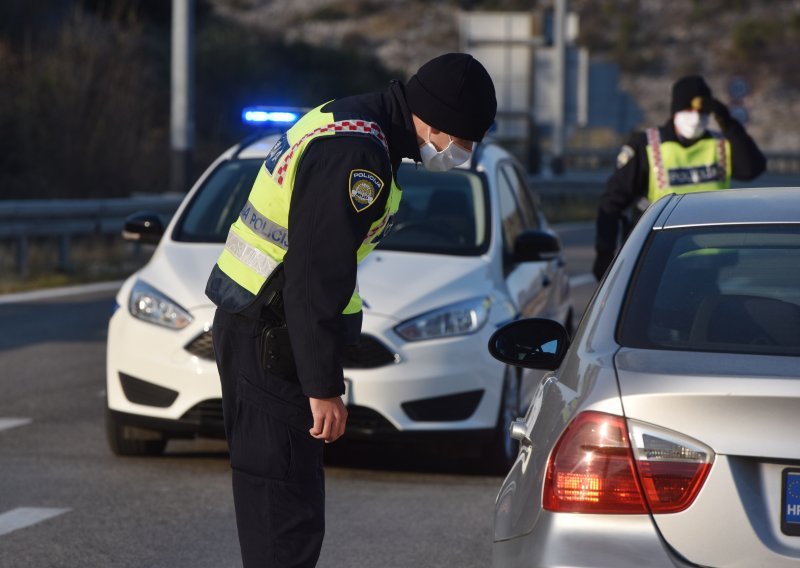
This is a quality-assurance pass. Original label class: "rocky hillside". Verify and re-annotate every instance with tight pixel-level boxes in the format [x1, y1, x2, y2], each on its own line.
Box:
[211, 0, 800, 151]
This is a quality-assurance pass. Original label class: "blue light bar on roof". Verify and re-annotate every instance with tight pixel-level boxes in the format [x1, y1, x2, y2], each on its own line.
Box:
[242, 106, 301, 126]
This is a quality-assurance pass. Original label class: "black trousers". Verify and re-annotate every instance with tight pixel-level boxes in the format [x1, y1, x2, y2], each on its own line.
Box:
[212, 308, 325, 568]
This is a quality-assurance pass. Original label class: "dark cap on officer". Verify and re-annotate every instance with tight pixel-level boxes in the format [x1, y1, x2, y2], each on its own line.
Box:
[671, 75, 713, 114]
[406, 53, 497, 142]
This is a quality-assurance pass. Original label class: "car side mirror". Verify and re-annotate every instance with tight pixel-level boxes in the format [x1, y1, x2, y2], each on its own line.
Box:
[488, 318, 571, 370]
[513, 230, 561, 263]
[122, 212, 164, 245]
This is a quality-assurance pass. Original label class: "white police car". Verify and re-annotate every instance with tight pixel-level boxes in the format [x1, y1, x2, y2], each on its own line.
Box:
[106, 108, 572, 470]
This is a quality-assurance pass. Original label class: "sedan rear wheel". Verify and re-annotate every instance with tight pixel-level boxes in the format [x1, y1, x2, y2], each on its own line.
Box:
[105, 407, 167, 457]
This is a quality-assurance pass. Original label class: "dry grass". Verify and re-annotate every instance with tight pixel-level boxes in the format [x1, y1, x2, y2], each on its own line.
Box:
[0, 236, 151, 294]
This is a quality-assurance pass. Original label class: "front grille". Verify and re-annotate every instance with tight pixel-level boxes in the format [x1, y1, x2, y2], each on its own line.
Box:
[185, 330, 215, 361]
[186, 331, 395, 369]
[343, 334, 397, 369]
[119, 373, 179, 408]
[401, 390, 484, 422]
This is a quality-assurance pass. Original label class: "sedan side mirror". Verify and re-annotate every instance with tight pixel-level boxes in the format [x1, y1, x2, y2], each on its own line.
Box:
[488, 318, 570, 370]
[513, 229, 561, 263]
[122, 212, 164, 245]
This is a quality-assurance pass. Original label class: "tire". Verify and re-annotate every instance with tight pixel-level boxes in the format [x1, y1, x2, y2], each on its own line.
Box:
[105, 407, 167, 457]
[483, 366, 521, 474]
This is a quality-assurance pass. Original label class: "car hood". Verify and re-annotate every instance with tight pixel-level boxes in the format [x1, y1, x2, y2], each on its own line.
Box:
[357, 251, 493, 321]
[615, 347, 800, 460]
[136, 242, 222, 311]
[136, 244, 494, 321]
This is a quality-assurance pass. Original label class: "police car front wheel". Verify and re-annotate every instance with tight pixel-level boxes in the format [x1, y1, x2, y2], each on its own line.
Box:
[105, 407, 168, 457]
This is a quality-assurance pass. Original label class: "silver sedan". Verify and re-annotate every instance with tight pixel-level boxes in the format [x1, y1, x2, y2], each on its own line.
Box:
[488, 187, 800, 567]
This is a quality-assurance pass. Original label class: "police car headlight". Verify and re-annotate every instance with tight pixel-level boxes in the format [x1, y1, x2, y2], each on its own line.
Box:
[129, 280, 193, 330]
[394, 297, 491, 341]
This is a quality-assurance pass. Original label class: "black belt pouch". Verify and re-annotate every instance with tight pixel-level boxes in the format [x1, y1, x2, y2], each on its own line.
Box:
[260, 323, 297, 378]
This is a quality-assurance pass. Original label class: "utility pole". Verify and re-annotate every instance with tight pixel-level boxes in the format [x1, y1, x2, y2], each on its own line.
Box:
[170, 0, 194, 193]
[551, 0, 566, 174]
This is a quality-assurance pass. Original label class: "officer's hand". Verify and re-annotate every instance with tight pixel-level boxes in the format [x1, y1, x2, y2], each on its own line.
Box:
[710, 98, 731, 130]
[309, 396, 348, 443]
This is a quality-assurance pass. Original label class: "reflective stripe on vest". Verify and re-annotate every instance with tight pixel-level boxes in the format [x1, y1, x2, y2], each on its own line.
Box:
[225, 231, 280, 279]
[646, 128, 732, 203]
[274, 119, 389, 187]
[209, 103, 401, 313]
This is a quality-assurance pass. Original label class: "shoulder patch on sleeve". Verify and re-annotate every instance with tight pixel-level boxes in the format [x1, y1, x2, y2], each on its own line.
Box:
[616, 145, 635, 169]
[264, 133, 290, 175]
[349, 169, 384, 213]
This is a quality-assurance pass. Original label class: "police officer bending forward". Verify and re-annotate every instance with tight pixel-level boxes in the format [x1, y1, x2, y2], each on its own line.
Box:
[205, 53, 497, 567]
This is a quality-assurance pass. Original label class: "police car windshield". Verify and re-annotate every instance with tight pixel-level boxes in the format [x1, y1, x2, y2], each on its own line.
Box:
[173, 159, 262, 243]
[172, 159, 489, 255]
[377, 164, 489, 256]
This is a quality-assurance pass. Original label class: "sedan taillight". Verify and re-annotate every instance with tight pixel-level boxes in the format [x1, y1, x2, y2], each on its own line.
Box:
[627, 419, 713, 513]
[543, 411, 714, 514]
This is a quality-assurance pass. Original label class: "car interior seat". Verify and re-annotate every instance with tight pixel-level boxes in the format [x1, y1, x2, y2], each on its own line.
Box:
[688, 294, 800, 351]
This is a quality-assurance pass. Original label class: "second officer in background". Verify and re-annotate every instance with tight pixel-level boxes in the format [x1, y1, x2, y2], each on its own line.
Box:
[593, 75, 767, 280]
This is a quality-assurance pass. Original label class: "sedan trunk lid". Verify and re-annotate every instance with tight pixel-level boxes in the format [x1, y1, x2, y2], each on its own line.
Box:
[615, 347, 800, 567]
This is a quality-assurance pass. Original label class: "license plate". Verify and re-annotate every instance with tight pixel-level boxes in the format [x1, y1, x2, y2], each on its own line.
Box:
[781, 468, 800, 536]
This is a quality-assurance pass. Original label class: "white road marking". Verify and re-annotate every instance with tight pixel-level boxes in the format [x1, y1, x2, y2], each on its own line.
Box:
[0, 418, 32, 432]
[0, 281, 123, 305]
[569, 273, 596, 288]
[0, 508, 70, 537]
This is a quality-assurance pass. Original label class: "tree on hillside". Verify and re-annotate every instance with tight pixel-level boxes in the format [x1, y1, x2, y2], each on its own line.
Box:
[0, 0, 399, 199]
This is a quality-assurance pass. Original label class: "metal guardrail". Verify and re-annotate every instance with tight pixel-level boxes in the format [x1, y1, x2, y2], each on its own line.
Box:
[0, 195, 183, 277]
[2, 150, 799, 277]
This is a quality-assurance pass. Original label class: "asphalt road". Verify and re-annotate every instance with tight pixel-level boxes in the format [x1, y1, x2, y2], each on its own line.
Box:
[0, 223, 596, 568]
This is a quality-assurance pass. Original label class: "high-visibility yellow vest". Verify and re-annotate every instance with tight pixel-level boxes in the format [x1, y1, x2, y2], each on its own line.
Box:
[209, 103, 402, 314]
[646, 127, 732, 203]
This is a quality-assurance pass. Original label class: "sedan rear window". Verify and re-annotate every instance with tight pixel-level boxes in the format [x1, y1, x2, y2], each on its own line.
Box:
[620, 226, 800, 356]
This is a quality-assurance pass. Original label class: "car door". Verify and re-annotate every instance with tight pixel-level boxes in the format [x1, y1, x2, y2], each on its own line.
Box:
[496, 161, 551, 320]
[502, 162, 570, 326]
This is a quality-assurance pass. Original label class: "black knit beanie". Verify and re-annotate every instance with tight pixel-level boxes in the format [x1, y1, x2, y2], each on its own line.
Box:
[406, 53, 497, 142]
[671, 75, 712, 114]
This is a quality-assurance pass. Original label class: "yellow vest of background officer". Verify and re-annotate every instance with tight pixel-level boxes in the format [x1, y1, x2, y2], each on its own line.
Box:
[646, 127, 732, 203]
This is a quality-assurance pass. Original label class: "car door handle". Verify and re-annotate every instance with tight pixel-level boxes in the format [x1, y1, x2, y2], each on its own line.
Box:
[509, 419, 530, 444]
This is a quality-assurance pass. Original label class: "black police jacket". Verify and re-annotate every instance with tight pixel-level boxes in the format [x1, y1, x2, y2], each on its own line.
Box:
[270, 82, 421, 400]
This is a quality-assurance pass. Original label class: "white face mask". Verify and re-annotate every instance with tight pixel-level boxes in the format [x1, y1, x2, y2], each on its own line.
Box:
[419, 129, 472, 171]
[673, 110, 710, 140]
